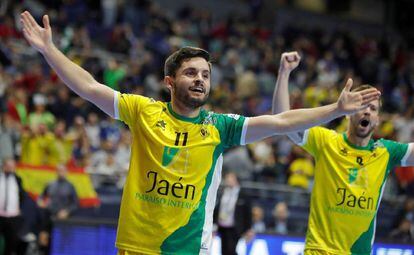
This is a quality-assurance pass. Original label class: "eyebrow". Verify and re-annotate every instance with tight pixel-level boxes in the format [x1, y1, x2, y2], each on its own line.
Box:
[182, 67, 210, 73]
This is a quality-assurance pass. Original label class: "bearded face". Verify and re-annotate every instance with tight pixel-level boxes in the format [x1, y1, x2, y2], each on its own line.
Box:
[349, 100, 380, 138]
[167, 57, 211, 109]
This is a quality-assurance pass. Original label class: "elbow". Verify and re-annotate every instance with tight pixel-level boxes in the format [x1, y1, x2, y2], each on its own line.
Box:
[83, 81, 101, 100]
[272, 116, 290, 134]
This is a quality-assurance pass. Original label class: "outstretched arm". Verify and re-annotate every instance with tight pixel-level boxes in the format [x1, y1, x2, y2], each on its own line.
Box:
[20, 11, 115, 117]
[244, 78, 381, 144]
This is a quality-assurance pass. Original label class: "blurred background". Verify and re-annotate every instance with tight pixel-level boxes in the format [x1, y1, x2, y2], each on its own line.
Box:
[1, 0, 414, 254]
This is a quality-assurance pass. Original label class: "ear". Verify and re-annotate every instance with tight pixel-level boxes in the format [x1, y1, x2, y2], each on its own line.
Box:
[164, 76, 174, 91]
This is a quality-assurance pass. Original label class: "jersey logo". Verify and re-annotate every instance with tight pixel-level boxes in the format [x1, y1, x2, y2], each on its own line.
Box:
[356, 156, 363, 166]
[162, 146, 180, 166]
[225, 113, 240, 120]
[162, 146, 190, 174]
[340, 148, 348, 156]
[348, 167, 368, 188]
[200, 127, 210, 139]
[156, 120, 167, 130]
[202, 112, 217, 125]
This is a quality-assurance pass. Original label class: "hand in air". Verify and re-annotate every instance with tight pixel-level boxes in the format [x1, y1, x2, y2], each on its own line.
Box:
[20, 11, 53, 54]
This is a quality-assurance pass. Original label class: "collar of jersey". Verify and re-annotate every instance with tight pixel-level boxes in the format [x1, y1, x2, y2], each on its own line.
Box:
[167, 102, 202, 123]
[342, 133, 374, 151]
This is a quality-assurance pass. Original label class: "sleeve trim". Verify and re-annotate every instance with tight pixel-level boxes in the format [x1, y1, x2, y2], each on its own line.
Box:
[240, 117, 249, 145]
[114, 91, 120, 120]
[297, 129, 310, 146]
[401, 143, 413, 166]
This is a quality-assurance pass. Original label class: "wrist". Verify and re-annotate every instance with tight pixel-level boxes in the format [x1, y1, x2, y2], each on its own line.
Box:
[41, 43, 57, 56]
[332, 102, 344, 116]
[278, 67, 291, 76]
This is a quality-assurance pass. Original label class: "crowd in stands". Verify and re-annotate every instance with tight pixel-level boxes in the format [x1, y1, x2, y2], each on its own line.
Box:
[1, 0, 414, 247]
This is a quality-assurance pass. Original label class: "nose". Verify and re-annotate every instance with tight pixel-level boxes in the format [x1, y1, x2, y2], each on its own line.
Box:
[194, 73, 204, 85]
[363, 108, 371, 116]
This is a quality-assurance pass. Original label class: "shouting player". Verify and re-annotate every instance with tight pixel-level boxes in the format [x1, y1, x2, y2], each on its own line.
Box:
[273, 51, 413, 255]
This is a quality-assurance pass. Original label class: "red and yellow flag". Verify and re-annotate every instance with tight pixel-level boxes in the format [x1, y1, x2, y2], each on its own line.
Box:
[16, 164, 100, 207]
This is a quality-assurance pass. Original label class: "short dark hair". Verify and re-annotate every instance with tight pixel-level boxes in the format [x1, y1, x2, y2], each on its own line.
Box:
[351, 84, 382, 109]
[164, 47, 211, 77]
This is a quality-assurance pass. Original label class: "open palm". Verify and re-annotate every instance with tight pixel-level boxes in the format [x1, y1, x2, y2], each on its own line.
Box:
[337, 79, 380, 114]
[20, 11, 53, 54]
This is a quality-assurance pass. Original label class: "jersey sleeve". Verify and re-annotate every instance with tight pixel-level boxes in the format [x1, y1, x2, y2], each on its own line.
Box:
[296, 127, 332, 158]
[113, 91, 152, 126]
[215, 113, 248, 148]
[381, 139, 411, 167]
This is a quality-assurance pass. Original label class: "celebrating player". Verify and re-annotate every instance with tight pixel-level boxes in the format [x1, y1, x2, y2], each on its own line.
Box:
[272, 51, 413, 255]
[20, 11, 380, 254]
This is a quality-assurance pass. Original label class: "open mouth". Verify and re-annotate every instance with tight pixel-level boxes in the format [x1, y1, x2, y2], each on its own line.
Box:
[359, 119, 370, 127]
[189, 87, 205, 94]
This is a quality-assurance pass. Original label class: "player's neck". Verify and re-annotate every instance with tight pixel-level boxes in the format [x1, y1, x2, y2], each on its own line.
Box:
[345, 130, 372, 147]
[170, 99, 201, 118]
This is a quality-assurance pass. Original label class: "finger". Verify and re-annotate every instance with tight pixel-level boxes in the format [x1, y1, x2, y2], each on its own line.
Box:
[21, 12, 35, 31]
[285, 53, 297, 62]
[293, 51, 301, 60]
[25, 11, 41, 29]
[21, 27, 32, 38]
[43, 15, 50, 30]
[343, 78, 353, 92]
[359, 88, 381, 95]
[361, 95, 380, 105]
[362, 91, 381, 100]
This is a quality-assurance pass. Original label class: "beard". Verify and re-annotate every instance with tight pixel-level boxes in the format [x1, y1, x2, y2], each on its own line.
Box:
[173, 82, 209, 109]
[352, 123, 375, 138]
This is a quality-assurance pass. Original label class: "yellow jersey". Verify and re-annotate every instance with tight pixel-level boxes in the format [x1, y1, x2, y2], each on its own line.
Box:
[298, 127, 411, 255]
[114, 92, 248, 254]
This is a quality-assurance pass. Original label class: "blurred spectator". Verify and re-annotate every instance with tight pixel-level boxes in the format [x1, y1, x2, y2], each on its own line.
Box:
[0, 158, 25, 255]
[214, 172, 252, 255]
[28, 94, 55, 130]
[49, 86, 79, 126]
[37, 164, 78, 254]
[395, 166, 414, 195]
[103, 58, 126, 91]
[20, 124, 55, 166]
[48, 120, 76, 166]
[251, 205, 266, 233]
[38, 164, 78, 218]
[99, 116, 121, 145]
[69, 116, 90, 167]
[6, 88, 28, 126]
[270, 201, 290, 235]
[85, 112, 101, 151]
[389, 216, 414, 243]
[223, 147, 255, 181]
[114, 129, 131, 188]
[88, 139, 117, 188]
[287, 147, 314, 190]
[0, 113, 14, 166]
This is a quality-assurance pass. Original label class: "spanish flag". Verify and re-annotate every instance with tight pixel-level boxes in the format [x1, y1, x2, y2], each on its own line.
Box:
[16, 164, 100, 207]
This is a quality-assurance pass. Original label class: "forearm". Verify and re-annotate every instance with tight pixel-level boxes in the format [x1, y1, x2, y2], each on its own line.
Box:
[272, 69, 291, 114]
[274, 103, 340, 133]
[272, 68, 303, 143]
[245, 103, 340, 143]
[42, 45, 97, 100]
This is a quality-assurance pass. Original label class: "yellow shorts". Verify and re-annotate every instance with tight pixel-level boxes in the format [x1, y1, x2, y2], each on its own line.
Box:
[304, 249, 339, 255]
[117, 250, 156, 255]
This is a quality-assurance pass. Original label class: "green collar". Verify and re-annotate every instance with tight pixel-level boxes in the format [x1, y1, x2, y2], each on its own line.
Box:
[167, 102, 202, 123]
[342, 133, 374, 151]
